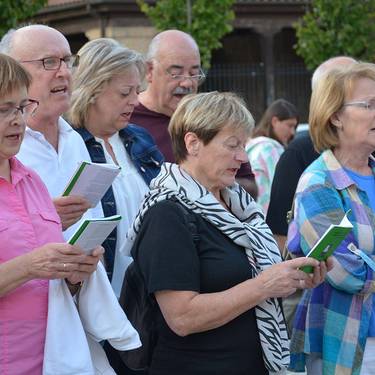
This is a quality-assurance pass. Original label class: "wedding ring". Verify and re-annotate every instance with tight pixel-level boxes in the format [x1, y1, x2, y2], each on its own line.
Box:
[63, 263, 67, 269]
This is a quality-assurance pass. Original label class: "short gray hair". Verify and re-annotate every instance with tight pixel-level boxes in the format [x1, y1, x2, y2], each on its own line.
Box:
[69, 38, 145, 128]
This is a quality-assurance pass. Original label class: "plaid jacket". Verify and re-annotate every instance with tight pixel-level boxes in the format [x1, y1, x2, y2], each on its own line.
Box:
[287, 149, 375, 375]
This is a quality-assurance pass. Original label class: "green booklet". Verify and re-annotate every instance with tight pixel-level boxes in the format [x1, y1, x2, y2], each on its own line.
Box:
[301, 210, 353, 273]
[62, 161, 121, 207]
[68, 214, 122, 254]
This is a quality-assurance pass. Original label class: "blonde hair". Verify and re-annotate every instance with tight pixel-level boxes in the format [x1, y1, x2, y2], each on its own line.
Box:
[169, 91, 255, 163]
[69, 38, 145, 128]
[310, 62, 375, 152]
[0, 53, 30, 97]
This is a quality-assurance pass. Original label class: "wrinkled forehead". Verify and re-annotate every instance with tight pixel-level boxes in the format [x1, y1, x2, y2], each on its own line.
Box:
[156, 45, 201, 69]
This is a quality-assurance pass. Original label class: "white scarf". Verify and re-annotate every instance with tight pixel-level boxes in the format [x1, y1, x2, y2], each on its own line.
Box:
[43, 262, 141, 374]
[126, 163, 289, 372]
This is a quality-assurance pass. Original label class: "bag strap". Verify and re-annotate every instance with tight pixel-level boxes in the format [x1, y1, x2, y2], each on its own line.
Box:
[170, 197, 200, 246]
[282, 193, 297, 261]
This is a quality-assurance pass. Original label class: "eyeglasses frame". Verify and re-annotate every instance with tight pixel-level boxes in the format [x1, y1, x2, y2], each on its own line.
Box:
[20, 55, 79, 71]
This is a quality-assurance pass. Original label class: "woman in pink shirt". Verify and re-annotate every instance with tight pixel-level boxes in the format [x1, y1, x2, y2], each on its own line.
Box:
[0, 54, 102, 374]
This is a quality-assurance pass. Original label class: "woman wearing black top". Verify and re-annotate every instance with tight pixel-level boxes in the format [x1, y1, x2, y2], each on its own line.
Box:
[126, 91, 331, 375]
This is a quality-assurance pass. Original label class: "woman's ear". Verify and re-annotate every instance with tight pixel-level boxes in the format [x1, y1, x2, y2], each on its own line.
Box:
[184, 132, 200, 156]
[330, 112, 342, 129]
[271, 116, 280, 132]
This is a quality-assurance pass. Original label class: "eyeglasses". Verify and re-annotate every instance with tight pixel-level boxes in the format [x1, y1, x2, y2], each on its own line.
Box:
[165, 67, 206, 85]
[20, 55, 79, 70]
[222, 139, 247, 154]
[342, 99, 375, 111]
[0, 99, 39, 121]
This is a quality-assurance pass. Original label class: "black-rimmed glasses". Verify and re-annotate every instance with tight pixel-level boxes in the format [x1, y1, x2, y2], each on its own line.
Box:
[0, 99, 39, 121]
[20, 55, 79, 70]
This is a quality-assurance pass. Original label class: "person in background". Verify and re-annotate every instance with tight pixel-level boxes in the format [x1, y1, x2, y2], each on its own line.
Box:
[130, 29, 258, 198]
[0, 53, 102, 375]
[69, 37, 163, 296]
[0, 25, 103, 240]
[246, 99, 298, 214]
[266, 56, 357, 250]
[287, 62, 375, 374]
[126, 91, 330, 375]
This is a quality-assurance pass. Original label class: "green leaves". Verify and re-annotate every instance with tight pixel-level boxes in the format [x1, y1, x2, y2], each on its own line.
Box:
[294, 0, 375, 70]
[0, 0, 47, 37]
[137, 0, 235, 68]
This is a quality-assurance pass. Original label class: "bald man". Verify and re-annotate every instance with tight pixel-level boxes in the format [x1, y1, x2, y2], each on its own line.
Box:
[0, 25, 103, 239]
[131, 29, 258, 197]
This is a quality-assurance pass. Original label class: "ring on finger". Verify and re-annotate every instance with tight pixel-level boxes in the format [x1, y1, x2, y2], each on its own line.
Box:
[63, 263, 67, 270]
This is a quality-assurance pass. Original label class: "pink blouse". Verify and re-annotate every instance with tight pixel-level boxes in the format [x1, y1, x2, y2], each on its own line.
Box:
[0, 157, 63, 374]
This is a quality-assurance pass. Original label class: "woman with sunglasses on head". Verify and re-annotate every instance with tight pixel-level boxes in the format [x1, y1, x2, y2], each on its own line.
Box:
[0, 53, 104, 374]
[287, 62, 375, 374]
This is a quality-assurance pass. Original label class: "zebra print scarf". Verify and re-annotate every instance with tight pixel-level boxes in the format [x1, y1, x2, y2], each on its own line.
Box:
[126, 163, 289, 372]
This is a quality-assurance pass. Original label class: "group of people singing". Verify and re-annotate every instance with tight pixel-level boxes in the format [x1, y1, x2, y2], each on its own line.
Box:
[0, 23, 375, 375]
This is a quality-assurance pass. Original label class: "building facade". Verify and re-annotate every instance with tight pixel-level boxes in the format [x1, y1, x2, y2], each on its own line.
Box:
[32, 0, 312, 121]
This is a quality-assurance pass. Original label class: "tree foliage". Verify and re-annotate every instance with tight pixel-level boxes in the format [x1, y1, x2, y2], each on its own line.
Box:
[294, 0, 375, 70]
[137, 0, 235, 68]
[0, 0, 47, 37]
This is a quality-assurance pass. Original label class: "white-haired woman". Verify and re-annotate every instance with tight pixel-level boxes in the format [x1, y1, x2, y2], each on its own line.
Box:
[125, 91, 330, 375]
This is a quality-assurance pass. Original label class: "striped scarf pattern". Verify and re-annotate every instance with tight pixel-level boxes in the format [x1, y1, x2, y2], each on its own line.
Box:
[126, 163, 289, 372]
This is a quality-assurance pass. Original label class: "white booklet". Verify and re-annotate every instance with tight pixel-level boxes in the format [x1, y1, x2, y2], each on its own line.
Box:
[62, 161, 121, 207]
[68, 214, 122, 254]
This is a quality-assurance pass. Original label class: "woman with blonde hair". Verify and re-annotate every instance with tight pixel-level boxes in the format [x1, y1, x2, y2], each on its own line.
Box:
[69, 38, 164, 296]
[287, 62, 375, 374]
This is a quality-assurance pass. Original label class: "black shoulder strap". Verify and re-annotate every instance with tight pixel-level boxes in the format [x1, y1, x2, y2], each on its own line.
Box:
[170, 198, 200, 246]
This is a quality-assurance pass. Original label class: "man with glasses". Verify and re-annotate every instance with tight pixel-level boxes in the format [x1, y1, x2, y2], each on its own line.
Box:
[131, 29, 202, 162]
[131, 29, 258, 197]
[0, 24, 103, 239]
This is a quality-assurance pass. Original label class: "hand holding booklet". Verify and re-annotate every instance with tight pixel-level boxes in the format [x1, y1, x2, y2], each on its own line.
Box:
[62, 161, 121, 207]
[301, 210, 353, 273]
[68, 215, 121, 254]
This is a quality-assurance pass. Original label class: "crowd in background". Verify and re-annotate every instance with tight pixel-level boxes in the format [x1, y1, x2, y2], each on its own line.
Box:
[0, 23, 374, 375]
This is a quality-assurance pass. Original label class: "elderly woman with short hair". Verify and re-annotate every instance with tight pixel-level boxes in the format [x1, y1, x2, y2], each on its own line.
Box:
[287, 62, 375, 374]
[0, 53, 105, 374]
[68, 38, 164, 297]
[125, 91, 329, 375]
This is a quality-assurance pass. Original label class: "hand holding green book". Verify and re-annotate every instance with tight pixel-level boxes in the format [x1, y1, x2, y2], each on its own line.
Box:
[301, 210, 353, 273]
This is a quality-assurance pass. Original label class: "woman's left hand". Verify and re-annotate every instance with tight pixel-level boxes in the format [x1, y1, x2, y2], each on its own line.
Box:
[65, 246, 104, 285]
[301, 256, 334, 289]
